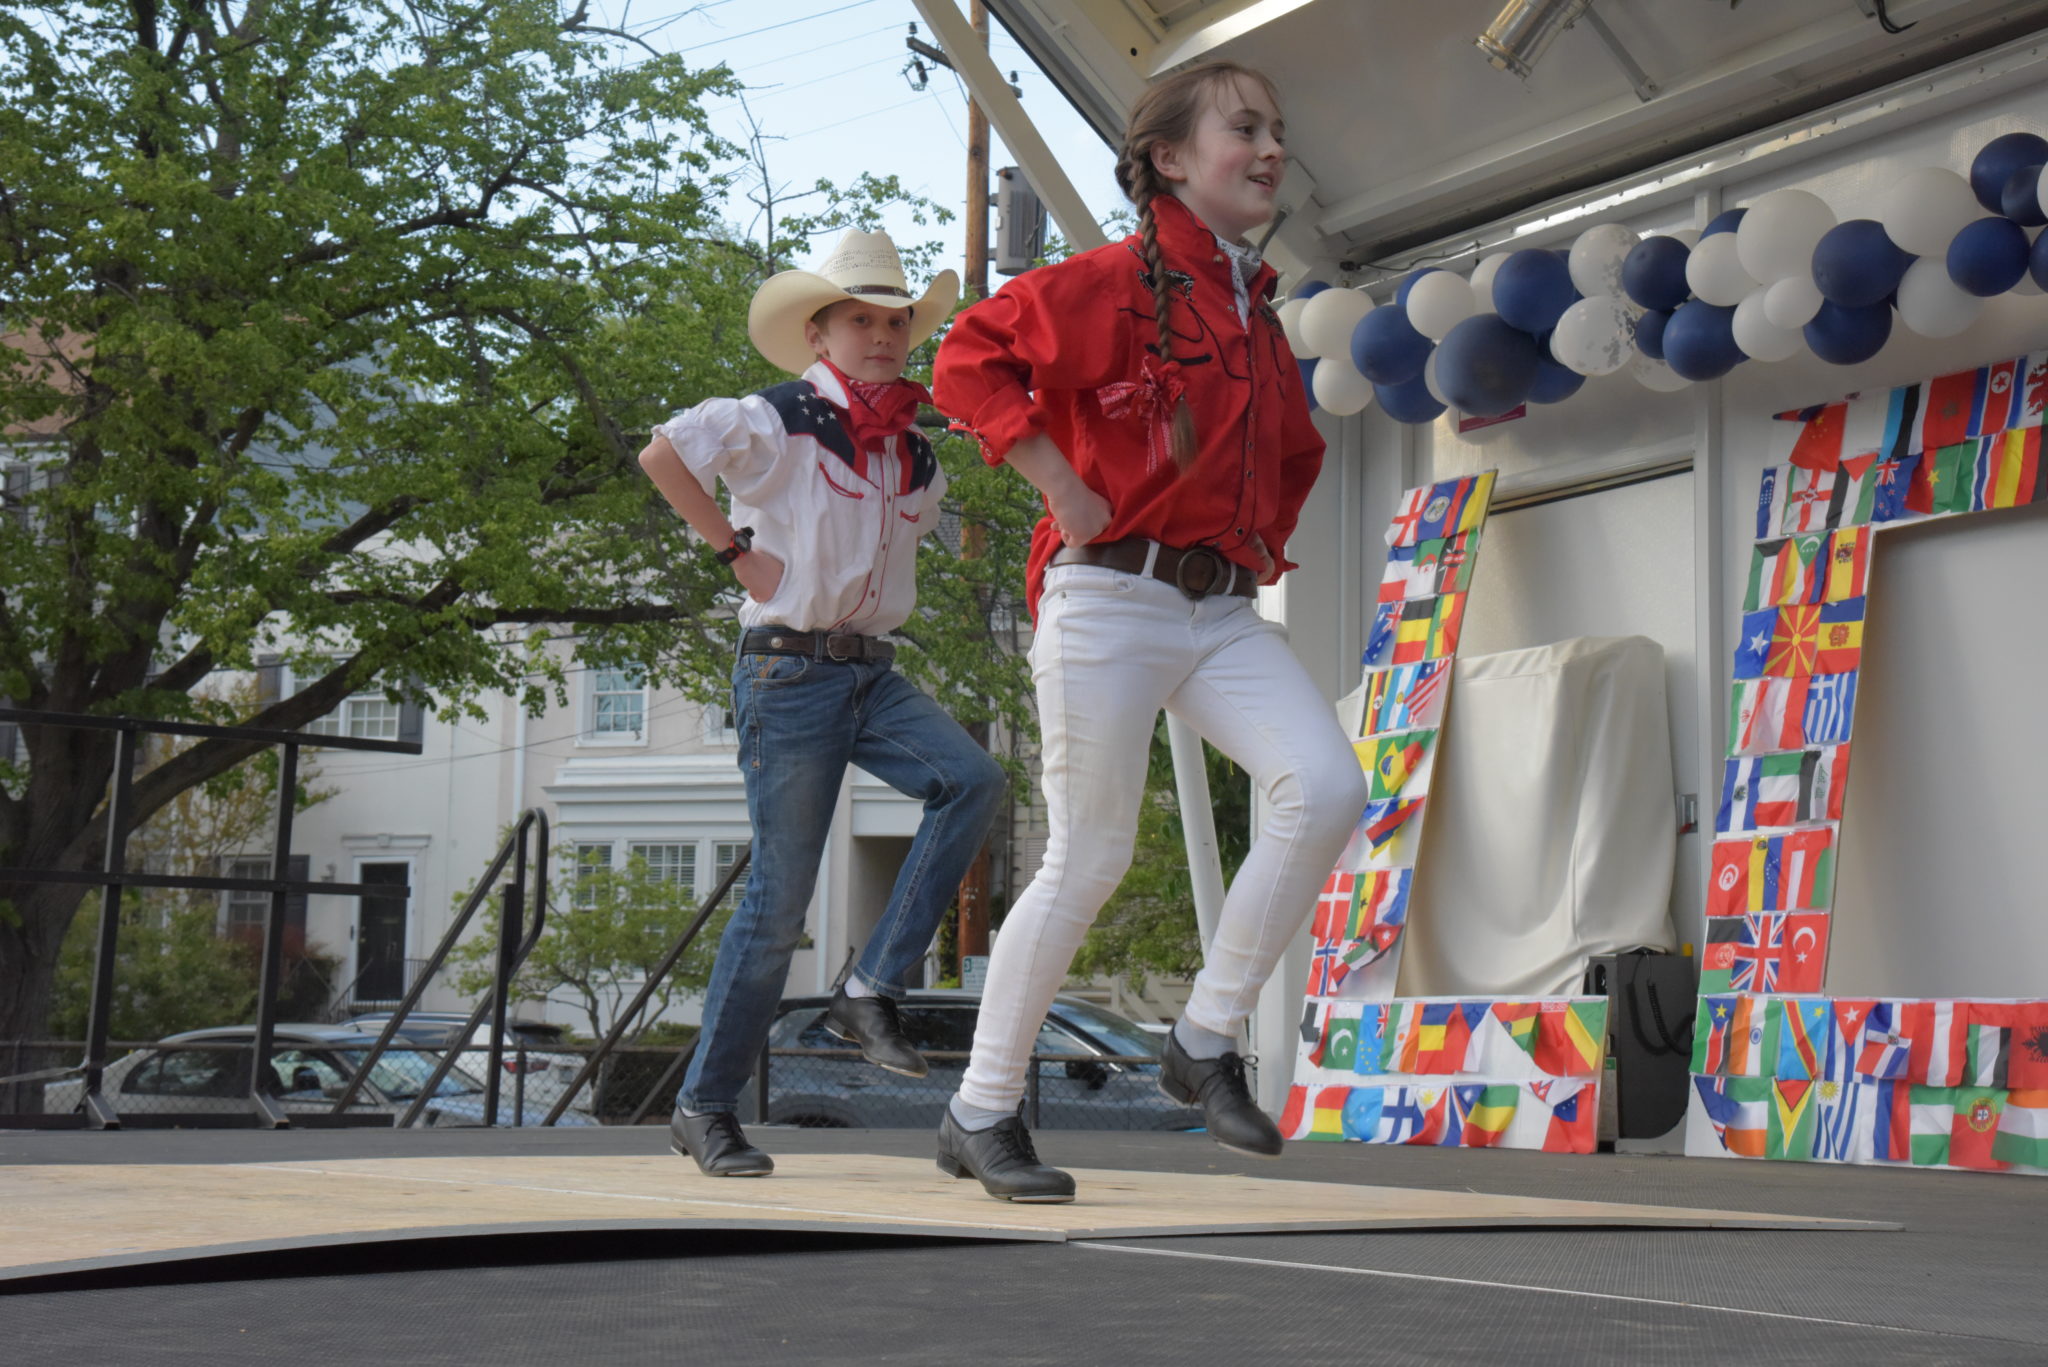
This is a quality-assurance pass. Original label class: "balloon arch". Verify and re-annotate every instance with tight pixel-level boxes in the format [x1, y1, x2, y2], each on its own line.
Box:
[1285, 132, 2048, 423]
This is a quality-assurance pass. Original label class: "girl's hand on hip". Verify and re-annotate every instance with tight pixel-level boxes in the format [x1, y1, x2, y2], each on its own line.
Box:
[734, 547, 786, 602]
[1049, 482, 1113, 547]
[1248, 533, 1277, 585]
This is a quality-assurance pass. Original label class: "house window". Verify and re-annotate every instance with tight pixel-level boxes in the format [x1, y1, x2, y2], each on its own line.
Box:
[306, 695, 402, 740]
[223, 855, 274, 936]
[628, 842, 694, 891]
[712, 841, 746, 892]
[571, 842, 612, 910]
[704, 706, 740, 746]
[589, 667, 646, 740]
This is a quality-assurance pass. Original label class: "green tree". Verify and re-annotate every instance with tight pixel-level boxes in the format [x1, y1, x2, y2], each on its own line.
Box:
[445, 850, 728, 1043]
[0, 1, 1026, 1046]
[1067, 715, 1253, 987]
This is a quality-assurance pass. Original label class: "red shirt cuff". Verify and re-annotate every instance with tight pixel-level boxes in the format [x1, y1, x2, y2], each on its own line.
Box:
[956, 386, 1048, 466]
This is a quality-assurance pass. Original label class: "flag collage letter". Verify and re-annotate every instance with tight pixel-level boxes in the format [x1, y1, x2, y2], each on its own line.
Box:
[1694, 354, 2048, 1175]
[1292, 471, 1612, 1155]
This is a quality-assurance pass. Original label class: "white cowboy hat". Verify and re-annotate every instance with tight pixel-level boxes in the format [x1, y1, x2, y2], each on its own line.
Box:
[748, 229, 961, 375]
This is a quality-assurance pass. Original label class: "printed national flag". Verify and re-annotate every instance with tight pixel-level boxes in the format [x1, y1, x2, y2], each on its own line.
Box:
[1341, 1086, 1385, 1140]
[1531, 1000, 1606, 1078]
[1483, 1002, 1544, 1075]
[1765, 604, 1821, 677]
[1693, 1075, 1768, 1157]
[1972, 427, 2045, 510]
[1543, 1081, 1597, 1153]
[1359, 797, 1424, 856]
[1821, 528, 1871, 605]
[1710, 829, 1832, 914]
[1389, 597, 1437, 665]
[1693, 994, 1739, 1074]
[1733, 609, 1777, 679]
[1855, 1002, 1913, 1080]
[1743, 535, 1825, 611]
[1906, 1001, 1969, 1087]
[1949, 1088, 2010, 1171]
[1814, 598, 1864, 674]
[1825, 453, 1883, 528]
[1782, 463, 1836, 533]
[1427, 592, 1466, 659]
[1730, 914, 1788, 992]
[1280, 1084, 1309, 1139]
[1354, 729, 1434, 800]
[1305, 1085, 1350, 1141]
[1729, 676, 1811, 754]
[1385, 486, 1430, 548]
[1767, 1078, 1819, 1160]
[1991, 1089, 2048, 1169]
[1869, 1077, 1915, 1162]
[1801, 671, 1857, 745]
[1964, 1007, 2010, 1089]
[1867, 452, 1921, 525]
[1348, 869, 1412, 946]
[1363, 600, 1399, 668]
[1462, 1084, 1519, 1147]
[1377, 543, 1433, 604]
[1379, 1086, 1433, 1143]
[1815, 1078, 1868, 1162]
[1920, 366, 1981, 450]
[1755, 465, 1787, 540]
[1908, 1085, 1955, 1166]
[1730, 994, 1774, 1077]
[1418, 531, 1479, 595]
[1908, 439, 1975, 516]
[1349, 1005, 1389, 1077]
[1699, 925, 1735, 995]
[1776, 999, 1833, 1080]
[1874, 381, 1921, 464]
[1778, 913, 1829, 992]
[1363, 660, 1451, 733]
[2024, 352, 2048, 424]
[1415, 472, 1494, 541]
[1307, 941, 1349, 996]
[1298, 998, 1330, 1067]
[1321, 1008, 1362, 1072]
[1980, 356, 2022, 433]
[1716, 747, 1850, 833]
[1311, 869, 1357, 942]
[2008, 1003, 2048, 1090]
[1785, 403, 1847, 470]
[1399, 1001, 1482, 1074]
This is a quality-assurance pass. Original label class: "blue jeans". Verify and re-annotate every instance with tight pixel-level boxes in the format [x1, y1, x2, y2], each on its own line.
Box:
[679, 650, 1007, 1113]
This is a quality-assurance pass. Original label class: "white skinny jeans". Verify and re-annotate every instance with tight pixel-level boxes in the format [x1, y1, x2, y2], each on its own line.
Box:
[958, 562, 1371, 1113]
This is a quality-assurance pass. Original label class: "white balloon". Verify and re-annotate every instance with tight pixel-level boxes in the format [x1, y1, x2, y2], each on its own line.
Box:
[1567, 223, 1641, 299]
[1685, 232, 1758, 307]
[1763, 274, 1824, 330]
[1311, 354, 1376, 416]
[1668, 228, 1702, 250]
[1549, 294, 1637, 376]
[1470, 252, 1512, 311]
[1405, 270, 1477, 340]
[1732, 288, 1804, 362]
[1423, 350, 1449, 407]
[1734, 188, 1836, 285]
[1277, 297, 1312, 353]
[1895, 254, 1984, 337]
[1299, 287, 1374, 360]
[1630, 352, 1692, 392]
[1879, 166, 1982, 257]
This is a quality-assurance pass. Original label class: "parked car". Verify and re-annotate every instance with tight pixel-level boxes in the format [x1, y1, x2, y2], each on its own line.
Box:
[689, 990, 1203, 1132]
[340, 1012, 593, 1113]
[42, 1024, 597, 1127]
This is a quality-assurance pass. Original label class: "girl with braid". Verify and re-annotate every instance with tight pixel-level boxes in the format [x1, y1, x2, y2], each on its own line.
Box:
[930, 61, 1366, 1202]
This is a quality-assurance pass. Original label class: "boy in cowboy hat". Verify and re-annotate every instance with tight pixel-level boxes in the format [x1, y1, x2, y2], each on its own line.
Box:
[638, 229, 1006, 1178]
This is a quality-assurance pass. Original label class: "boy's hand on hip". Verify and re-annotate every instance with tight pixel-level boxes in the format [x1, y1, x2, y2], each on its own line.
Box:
[1049, 482, 1112, 547]
[734, 548, 785, 602]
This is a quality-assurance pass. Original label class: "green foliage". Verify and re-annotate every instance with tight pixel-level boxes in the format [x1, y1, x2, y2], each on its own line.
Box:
[446, 851, 729, 1042]
[1067, 716, 1252, 987]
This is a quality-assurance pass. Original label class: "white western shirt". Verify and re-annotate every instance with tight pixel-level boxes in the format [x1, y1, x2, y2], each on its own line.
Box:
[654, 361, 947, 636]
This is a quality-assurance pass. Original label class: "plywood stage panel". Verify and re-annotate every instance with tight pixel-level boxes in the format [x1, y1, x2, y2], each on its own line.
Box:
[0, 1153, 1895, 1283]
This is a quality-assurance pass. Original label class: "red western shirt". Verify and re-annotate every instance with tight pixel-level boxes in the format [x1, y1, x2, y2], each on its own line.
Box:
[932, 194, 1324, 617]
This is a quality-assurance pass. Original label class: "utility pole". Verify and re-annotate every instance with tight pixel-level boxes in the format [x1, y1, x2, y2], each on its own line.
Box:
[964, 0, 991, 301]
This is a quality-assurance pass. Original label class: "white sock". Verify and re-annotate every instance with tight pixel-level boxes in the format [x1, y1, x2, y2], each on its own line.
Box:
[841, 975, 876, 999]
[1173, 1018, 1238, 1061]
[949, 1093, 1015, 1131]
[679, 1105, 708, 1118]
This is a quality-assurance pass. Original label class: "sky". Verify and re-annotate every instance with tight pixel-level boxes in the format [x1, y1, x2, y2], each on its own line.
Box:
[603, 0, 1130, 279]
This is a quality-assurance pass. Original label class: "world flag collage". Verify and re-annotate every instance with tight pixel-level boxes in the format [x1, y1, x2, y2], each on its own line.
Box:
[1692, 353, 2048, 1174]
[1287, 470, 1612, 1154]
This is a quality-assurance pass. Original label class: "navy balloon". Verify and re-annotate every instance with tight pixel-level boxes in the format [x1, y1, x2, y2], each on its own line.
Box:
[1662, 300, 1744, 381]
[2030, 224, 2048, 290]
[1298, 358, 1319, 411]
[1295, 280, 1333, 301]
[1434, 313, 1540, 417]
[1375, 372, 1447, 424]
[2003, 166, 2048, 227]
[1947, 216, 2031, 296]
[1811, 219, 1913, 307]
[1970, 132, 2048, 212]
[1528, 355, 1585, 404]
[1634, 308, 1671, 361]
[1621, 236, 1691, 311]
[1804, 300, 1892, 366]
[1492, 249, 1576, 334]
[1351, 304, 1432, 385]
[1702, 207, 1747, 238]
[1395, 269, 1440, 309]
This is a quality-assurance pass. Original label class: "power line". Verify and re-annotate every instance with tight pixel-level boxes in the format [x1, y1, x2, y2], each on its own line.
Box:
[675, 0, 887, 56]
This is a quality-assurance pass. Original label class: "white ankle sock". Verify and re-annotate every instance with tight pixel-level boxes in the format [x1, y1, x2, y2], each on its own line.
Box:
[679, 1106, 708, 1118]
[1173, 1018, 1237, 1061]
[841, 975, 876, 999]
[949, 1094, 1015, 1131]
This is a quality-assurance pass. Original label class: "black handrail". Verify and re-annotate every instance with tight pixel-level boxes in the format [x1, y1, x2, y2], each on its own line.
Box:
[0, 706, 421, 1129]
[328, 808, 549, 1124]
[541, 842, 750, 1127]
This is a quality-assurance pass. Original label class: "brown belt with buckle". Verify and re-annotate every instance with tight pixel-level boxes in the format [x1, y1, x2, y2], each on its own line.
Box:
[1050, 538, 1256, 600]
[741, 627, 895, 664]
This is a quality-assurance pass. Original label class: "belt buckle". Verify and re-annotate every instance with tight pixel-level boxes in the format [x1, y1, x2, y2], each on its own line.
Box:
[824, 634, 859, 662]
[1173, 545, 1228, 600]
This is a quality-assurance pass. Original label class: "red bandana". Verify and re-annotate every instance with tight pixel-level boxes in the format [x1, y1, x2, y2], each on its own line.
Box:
[820, 358, 930, 483]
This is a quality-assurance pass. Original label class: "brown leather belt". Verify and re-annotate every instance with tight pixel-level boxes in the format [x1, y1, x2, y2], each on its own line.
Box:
[1050, 538, 1256, 600]
[742, 627, 895, 664]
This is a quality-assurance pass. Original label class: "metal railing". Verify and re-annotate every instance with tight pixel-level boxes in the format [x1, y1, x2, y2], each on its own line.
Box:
[328, 808, 550, 1128]
[0, 706, 420, 1129]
